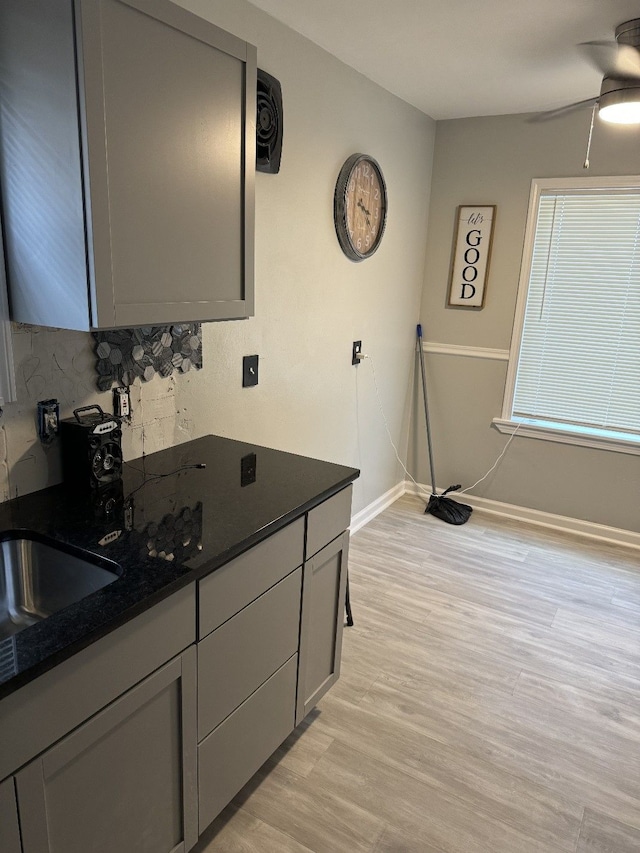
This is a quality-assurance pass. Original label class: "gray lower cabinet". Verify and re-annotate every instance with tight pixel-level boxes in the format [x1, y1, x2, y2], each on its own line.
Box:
[296, 531, 350, 724]
[0, 777, 22, 853]
[196, 523, 305, 835]
[16, 647, 198, 853]
[0, 0, 255, 330]
[0, 488, 354, 848]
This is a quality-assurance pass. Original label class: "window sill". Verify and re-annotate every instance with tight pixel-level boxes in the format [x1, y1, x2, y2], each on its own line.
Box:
[492, 418, 640, 457]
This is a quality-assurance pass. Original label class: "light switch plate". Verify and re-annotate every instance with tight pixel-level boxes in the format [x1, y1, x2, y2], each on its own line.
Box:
[243, 354, 259, 387]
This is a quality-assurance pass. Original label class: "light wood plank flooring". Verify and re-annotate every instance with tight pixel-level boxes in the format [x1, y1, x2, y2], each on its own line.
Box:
[194, 494, 640, 853]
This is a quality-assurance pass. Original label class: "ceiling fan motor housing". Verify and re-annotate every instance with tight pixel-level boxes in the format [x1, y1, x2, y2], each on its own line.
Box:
[598, 18, 640, 119]
[600, 75, 640, 107]
[615, 18, 640, 47]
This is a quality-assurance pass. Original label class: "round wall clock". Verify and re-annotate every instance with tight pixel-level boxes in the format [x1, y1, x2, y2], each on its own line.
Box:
[334, 153, 387, 261]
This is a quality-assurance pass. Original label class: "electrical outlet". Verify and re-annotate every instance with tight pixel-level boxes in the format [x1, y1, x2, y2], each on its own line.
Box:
[37, 399, 59, 443]
[243, 354, 259, 387]
[352, 341, 362, 366]
[113, 386, 131, 419]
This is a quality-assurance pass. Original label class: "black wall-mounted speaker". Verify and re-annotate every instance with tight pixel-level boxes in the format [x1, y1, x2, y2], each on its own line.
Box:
[60, 405, 123, 493]
[256, 68, 283, 174]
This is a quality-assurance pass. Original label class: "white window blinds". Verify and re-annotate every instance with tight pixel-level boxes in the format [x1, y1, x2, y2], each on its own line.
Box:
[512, 188, 640, 438]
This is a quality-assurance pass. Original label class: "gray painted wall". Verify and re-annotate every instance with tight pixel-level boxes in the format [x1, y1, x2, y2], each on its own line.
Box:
[0, 0, 436, 515]
[412, 110, 640, 532]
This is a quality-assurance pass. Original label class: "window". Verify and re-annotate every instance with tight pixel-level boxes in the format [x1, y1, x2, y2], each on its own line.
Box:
[496, 177, 640, 455]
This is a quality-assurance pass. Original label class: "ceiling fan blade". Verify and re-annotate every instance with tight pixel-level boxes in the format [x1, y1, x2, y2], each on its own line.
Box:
[527, 96, 598, 123]
[579, 40, 640, 79]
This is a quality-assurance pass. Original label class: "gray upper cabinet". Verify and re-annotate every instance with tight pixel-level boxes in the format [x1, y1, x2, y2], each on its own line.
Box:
[0, 0, 256, 330]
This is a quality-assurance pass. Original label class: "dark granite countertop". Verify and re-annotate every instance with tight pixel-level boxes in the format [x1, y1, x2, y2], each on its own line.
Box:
[0, 434, 359, 699]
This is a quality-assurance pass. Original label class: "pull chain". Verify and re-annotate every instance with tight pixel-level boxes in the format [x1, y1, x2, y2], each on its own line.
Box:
[583, 102, 598, 169]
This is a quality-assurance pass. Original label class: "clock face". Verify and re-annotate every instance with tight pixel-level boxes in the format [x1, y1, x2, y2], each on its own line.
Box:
[334, 154, 387, 261]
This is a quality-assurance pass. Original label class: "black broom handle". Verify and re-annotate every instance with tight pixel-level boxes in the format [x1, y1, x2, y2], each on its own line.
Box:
[417, 324, 437, 494]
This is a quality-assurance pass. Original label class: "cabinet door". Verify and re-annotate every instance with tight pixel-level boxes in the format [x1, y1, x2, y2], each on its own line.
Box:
[0, 0, 255, 331]
[0, 0, 92, 331]
[296, 531, 349, 724]
[78, 0, 256, 328]
[16, 647, 197, 853]
[0, 777, 22, 853]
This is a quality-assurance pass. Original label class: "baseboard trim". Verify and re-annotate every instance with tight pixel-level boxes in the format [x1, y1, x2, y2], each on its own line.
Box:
[404, 481, 640, 551]
[350, 482, 406, 534]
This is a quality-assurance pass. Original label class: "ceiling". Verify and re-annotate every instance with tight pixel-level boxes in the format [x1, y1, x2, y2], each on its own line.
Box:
[246, 0, 640, 120]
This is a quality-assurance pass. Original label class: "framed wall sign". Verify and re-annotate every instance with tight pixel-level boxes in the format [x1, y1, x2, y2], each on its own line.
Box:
[447, 205, 496, 309]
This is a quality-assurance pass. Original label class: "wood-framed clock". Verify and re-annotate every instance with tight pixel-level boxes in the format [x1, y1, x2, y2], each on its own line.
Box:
[334, 153, 387, 261]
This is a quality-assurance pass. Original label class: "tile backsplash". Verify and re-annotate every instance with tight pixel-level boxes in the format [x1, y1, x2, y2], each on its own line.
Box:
[93, 324, 202, 391]
[0, 323, 202, 500]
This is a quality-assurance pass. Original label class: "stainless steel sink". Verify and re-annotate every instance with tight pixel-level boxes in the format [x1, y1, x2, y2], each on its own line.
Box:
[0, 533, 120, 640]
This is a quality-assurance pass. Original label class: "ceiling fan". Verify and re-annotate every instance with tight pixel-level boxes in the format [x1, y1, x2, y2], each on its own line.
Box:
[536, 18, 640, 124]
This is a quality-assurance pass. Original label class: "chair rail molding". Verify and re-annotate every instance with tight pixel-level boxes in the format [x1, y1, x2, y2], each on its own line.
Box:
[423, 341, 509, 361]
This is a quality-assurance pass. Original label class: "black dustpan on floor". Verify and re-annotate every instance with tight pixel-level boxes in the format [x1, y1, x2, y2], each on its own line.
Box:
[416, 324, 472, 525]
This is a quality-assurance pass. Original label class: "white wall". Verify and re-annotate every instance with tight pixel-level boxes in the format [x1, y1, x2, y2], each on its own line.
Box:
[0, 0, 436, 514]
[412, 109, 640, 532]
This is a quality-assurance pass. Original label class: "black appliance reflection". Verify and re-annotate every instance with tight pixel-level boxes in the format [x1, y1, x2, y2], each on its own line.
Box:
[137, 503, 203, 564]
[81, 460, 205, 566]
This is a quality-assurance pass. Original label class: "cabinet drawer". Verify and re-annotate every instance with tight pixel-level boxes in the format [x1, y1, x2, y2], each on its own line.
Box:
[198, 654, 296, 834]
[198, 518, 304, 639]
[306, 485, 353, 560]
[198, 568, 301, 740]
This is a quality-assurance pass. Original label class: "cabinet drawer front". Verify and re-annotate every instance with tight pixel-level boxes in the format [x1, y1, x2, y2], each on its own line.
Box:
[198, 655, 296, 834]
[198, 518, 304, 639]
[306, 485, 353, 560]
[198, 568, 301, 740]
